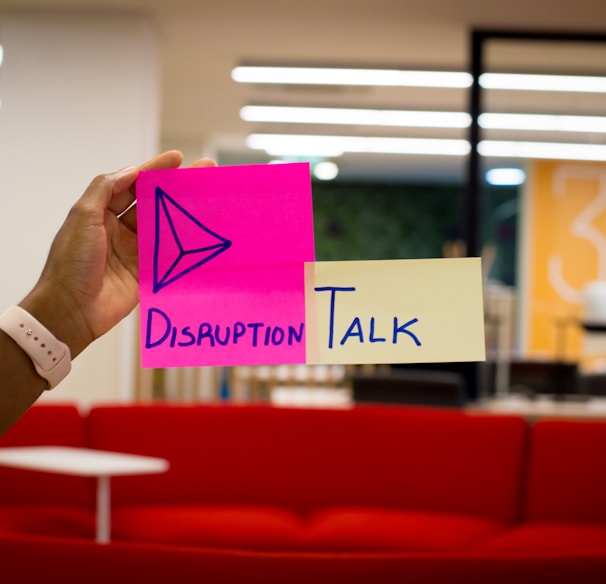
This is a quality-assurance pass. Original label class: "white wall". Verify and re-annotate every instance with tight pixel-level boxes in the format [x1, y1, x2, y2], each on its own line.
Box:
[0, 11, 160, 408]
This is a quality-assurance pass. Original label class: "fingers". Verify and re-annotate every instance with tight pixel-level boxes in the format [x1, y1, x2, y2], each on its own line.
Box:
[109, 150, 185, 215]
[115, 153, 218, 234]
[188, 157, 218, 169]
[136, 149, 184, 173]
[126, 149, 185, 198]
[110, 166, 140, 210]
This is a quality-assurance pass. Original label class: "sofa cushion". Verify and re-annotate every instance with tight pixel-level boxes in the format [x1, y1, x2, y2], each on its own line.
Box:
[304, 507, 505, 552]
[525, 420, 606, 523]
[111, 504, 505, 553]
[111, 505, 305, 550]
[0, 404, 92, 507]
[473, 522, 606, 554]
[87, 404, 527, 525]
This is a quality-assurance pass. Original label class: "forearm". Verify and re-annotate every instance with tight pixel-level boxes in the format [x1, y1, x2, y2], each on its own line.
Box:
[0, 328, 48, 435]
[0, 150, 202, 436]
[0, 286, 89, 436]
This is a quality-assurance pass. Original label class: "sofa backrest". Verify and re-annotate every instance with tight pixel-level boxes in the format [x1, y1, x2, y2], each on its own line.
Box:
[87, 404, 527, 524]
[0, 404, 91, 507]
[524, 419, 606, 523]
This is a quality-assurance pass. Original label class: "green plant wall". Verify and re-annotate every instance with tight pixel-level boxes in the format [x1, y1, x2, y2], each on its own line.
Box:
[312, 180, 518, 286]
[312, 181, 463, 262]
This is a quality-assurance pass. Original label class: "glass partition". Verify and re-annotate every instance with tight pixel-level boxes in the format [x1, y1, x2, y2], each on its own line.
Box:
[467, 30, 606, 397]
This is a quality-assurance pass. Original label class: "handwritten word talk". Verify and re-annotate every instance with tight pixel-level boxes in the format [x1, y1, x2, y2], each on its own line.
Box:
[314, 286, 422, 349]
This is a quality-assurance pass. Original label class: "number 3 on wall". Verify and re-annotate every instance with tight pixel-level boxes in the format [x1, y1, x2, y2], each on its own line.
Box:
[548, 167, 606, 304]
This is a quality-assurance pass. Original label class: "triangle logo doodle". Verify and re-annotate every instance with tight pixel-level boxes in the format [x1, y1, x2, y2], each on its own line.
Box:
[153, 186, 232, 293]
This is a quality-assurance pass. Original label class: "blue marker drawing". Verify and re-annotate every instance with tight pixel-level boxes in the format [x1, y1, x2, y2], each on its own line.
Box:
[153, 187, 232, 293]
[314, 286, 356, 349]
[314, 286, 422, 349]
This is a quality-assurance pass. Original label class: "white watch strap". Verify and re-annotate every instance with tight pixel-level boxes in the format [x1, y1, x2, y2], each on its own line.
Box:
[0, 305, 71, 389]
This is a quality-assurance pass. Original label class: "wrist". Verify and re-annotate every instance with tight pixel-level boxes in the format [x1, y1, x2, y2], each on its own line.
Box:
[19, 282, 93, 359]
[0, 306, 71, 389]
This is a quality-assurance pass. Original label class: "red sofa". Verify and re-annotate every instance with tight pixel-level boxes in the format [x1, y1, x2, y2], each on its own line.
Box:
[1, 403, 606, 583]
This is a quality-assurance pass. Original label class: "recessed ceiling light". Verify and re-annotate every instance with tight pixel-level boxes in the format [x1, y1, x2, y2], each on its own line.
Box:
[486, 168, 526, 186]
[313, 161, 339, 180]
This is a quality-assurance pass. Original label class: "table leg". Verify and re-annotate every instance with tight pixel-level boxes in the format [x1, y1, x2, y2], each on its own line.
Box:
[96, 475, 111, 544]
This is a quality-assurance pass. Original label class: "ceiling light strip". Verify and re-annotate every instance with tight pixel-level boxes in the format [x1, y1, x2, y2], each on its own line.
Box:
[233, 66, 606, 93]
[247, 134, 470, 157]
[480, 113, 606, 133]
[478, 140, 606, 161]
[248, 133, 606, 161]
[241, 106, 471, 128]
[241, 105, 606, 133]
[480, 72, 606, 93]
[232, 67, 471, 88]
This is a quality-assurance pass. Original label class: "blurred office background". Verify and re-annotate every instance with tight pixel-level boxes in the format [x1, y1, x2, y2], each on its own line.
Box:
[1, 1, 606, 411]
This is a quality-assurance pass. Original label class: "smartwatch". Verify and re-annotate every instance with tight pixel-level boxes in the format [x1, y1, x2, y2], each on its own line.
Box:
[0, 305, 72, 389]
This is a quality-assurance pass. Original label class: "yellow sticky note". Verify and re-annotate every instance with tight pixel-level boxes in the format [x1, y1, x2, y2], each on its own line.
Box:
[305, 258, 485, 364]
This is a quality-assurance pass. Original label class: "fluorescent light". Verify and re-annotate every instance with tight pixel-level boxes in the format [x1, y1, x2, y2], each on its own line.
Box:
[480, 113, 606, 133]
[0, 45, 3, 67]
[247, 134, 345, 157]
[232, 66, 472, 88]
[313, 161, 339, 180]
[479, 140, 606, 161]
[242, 105, 606, 134]
[247, 134, 471, 157]
[240, 105, 471, 128]
[481, 72, 606, 93]
[249, 132, 606, 162]
[233, 66, 606, 94]
[486, 168, 526, 186]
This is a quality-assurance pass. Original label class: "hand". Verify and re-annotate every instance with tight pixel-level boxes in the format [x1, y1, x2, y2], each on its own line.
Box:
[20, 151, 216, 357]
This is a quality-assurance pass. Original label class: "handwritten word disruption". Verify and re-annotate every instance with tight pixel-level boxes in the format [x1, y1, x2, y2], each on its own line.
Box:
[146, 308, 304, 349]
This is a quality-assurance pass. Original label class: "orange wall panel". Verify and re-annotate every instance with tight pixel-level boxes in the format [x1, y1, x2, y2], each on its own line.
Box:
[522, 160, 606, 361]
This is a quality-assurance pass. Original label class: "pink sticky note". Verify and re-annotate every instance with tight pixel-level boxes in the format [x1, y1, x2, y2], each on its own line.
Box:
[136, 163, 315, 368]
